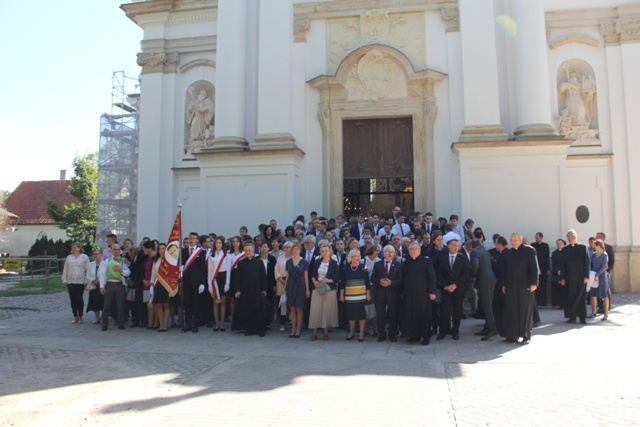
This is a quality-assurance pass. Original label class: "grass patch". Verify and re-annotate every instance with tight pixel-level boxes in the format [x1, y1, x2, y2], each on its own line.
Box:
[0, 276, 65, 298]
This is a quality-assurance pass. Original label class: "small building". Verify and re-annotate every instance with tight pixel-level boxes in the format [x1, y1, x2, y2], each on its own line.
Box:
[0, 176, 76, 256]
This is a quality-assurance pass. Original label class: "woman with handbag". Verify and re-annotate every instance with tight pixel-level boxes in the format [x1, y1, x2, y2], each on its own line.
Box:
[61, 242, 91, 324]
[85, 249, 104, 324]
[340, 249, 371, 342]
[589, 240, 610, 321]
[308, 243, 340, 341]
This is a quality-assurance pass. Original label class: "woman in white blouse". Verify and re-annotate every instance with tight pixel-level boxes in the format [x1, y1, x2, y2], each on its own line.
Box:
[274, 241, 293, 331]
[61, 242, 91, 324]
[208, 237, 228, 331]
[223, 236, 245, 330]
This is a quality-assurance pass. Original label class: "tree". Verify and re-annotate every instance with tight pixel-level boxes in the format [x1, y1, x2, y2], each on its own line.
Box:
[47, 153, 98, 248]
[1, 190, 11, 204]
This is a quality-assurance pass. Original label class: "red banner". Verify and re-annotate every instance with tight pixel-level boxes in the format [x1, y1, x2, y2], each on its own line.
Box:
[156, 211, 181, 297]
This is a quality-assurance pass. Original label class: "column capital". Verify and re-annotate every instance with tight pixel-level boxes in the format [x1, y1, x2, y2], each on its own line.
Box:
[137, 51, 179, 74]
[440, 5, 459, 33]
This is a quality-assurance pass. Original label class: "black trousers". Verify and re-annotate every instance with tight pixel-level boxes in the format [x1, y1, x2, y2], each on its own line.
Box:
[374, 287, 399, 338]
[440, 288, 465, 335]
[182, 282, 201, 328]
[536, 274, 548, 306]
[67, 283, 85, 317]
[102, 282, 125, 327]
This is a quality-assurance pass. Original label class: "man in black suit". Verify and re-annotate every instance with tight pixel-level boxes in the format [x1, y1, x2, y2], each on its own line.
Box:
[181, 232, 207, 333]
[370, 245, 403, 342]
[437, 239, 470, 340]
[471, 239, 498, 340]
[423, 212, 440, 236]
[350, 213, 366, 241]
[531, 232, 550, 306]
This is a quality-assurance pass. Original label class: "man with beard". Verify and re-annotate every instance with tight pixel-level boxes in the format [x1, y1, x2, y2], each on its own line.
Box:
[560, 229, 590, 324]
[500, 233, 538, 345]
[402, 242, 437, 345]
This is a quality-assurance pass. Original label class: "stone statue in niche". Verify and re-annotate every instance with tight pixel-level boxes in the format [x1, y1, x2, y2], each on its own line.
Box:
[186, 87, 214, 143]
[556, 65, 599, 145]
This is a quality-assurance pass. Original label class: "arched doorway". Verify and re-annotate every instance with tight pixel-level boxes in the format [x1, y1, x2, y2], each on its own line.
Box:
[308, 45, 446, 215]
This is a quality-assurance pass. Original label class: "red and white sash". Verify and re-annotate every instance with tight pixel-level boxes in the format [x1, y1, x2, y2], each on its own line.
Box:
[183, 247, 203, 272]
[231, 252, 246, 270]
[210, 254, 226, 301]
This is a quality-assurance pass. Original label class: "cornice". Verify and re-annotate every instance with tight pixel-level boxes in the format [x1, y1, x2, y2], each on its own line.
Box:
[293, 0, 457, 42]
[121, 0, 216, 27]
[546, 5, 640, 45]
[141, 36, 216, 54]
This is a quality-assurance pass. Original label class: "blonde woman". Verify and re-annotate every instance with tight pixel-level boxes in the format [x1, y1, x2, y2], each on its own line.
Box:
[308, 243, 340, 341]
[274, 241, 293, 331]
[61, 242, 91, 324]
[150, 243, 170, 331]
[340, 249, 371, 342]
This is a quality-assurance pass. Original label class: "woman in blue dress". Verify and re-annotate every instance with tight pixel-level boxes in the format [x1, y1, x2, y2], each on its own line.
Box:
[285, 242, 309, 338]
[589, 240, 610, 321]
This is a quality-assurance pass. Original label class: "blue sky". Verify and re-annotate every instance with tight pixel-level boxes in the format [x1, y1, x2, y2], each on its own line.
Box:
[0, 0, 142, 192]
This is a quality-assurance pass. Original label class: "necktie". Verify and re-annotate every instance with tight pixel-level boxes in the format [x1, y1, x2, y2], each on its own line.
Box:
[190, 247, 193, 256]
[385, 261, 390, 277]
[450, 255, 455, 268]
[400, 225, 404, 237]
[427, 224, 431, 233]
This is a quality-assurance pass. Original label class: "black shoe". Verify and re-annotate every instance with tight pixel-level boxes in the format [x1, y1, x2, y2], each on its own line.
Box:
[101, 325, 108, 331]
[481, 331, 498, 341]
[436, 334, 446, 341]
[421, 339, 430, 346]
[532, 321, 541, 327]
[377, 336, 386, 343]
[192, 326, 199, 333]
[118, 325, 126, 330]
[474, 330, 489, 336]
[567, 319, 576, 324]
[345, 335, 354, 341]
[452, 333, 460, 340]
[519, 338, 531, 345]
[182, 326, 192, 333]
[407, 337, 419, 344]
[579, 319, 587, 325]
[389, 336, 397, 342]
[358, 337, 364, 342]
[220, 328, 226, 332]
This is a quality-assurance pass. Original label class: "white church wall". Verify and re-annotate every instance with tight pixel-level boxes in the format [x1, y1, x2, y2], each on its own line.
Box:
[174, 169, 201, 235]
[304, 19, 326, 79]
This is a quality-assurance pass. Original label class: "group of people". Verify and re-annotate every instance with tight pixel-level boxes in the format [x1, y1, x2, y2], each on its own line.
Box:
[61, 208, 614, 346]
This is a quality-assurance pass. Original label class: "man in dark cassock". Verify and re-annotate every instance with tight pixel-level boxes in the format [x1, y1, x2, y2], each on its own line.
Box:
[232, 242, 268, 336]
[531, 232, 550, 306]
[500, 233, 538, 345]
[402, 242, 437, 345]
[489, 236, 508, 336]
[560, 229, 590, 324]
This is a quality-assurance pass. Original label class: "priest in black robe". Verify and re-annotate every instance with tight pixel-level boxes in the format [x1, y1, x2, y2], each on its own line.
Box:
[500, 233, 538, 345]
[559, 229, 590, 324]
[232, 242, 268, 336]
[402, 242, 437, 345]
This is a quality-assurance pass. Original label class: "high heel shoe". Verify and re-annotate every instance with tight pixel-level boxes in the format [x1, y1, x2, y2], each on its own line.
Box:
[601, 316, 608, 321]
[310, 333, 317, 341]
[345, 335, 354, 341]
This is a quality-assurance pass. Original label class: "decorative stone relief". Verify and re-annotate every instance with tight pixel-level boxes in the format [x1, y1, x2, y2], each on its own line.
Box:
[185, 84, 215, 156]
[293, 17, 310, 43]
[327, 10, 424, 74]
[345, 50, 407, 101]
[556, 63, 599, 146]
[440, 5, 459, 33]
[600, 19, 640, 45]
[137, 51, 180, 74]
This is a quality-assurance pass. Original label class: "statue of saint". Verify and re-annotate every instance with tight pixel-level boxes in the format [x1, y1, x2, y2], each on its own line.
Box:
[558, 68, 596, 128]
[186, 87, 214, 142]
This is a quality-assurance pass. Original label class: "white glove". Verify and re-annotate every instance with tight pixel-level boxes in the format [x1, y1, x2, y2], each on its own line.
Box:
[198, 284, 205, 294]
[149, 287, 154, 297]
[224, 284, 230, 293]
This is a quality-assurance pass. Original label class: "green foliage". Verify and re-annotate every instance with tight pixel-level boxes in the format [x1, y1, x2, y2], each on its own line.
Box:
[47, 153, 98, 248]
[1, 189, 11, 204]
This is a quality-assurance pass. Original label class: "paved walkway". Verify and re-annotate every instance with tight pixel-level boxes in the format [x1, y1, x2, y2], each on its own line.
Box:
[1, 294, 639, 426]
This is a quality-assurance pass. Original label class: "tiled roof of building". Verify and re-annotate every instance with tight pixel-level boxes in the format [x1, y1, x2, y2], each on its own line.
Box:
[4, 180, 77, 225]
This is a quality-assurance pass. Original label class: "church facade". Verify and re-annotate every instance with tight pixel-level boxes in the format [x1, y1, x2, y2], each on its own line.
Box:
[122, 0, 640, 292]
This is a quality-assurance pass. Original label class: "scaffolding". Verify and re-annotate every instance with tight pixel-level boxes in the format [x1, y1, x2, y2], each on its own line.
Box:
[96, 71, 140, 245]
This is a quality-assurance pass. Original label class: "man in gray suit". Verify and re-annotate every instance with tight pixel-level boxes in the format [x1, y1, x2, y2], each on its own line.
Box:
[471, 239, 498, 340]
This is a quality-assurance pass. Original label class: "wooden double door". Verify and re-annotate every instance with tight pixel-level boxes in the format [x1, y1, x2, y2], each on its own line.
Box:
[342, 117, 414, 216]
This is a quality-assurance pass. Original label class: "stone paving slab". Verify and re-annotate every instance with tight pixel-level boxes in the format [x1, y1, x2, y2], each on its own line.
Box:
[0, 295, 639, 426]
